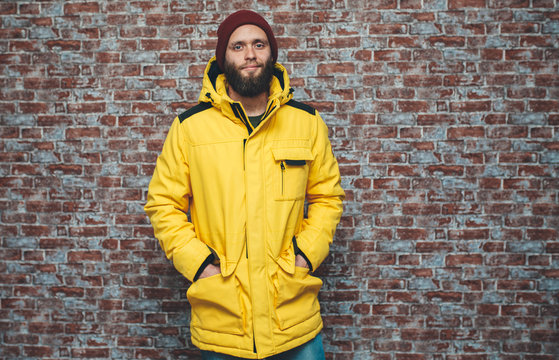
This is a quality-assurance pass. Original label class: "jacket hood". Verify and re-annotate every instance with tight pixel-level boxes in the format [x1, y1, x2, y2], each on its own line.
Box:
[198, 56, 293, 119]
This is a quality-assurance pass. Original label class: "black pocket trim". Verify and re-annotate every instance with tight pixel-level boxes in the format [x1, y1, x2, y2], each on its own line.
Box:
[285, 159, 306, 166]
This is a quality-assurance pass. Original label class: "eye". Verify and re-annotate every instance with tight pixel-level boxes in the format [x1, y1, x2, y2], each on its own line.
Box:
[255, 42, 265, 49]
[232, 44, 243, 51]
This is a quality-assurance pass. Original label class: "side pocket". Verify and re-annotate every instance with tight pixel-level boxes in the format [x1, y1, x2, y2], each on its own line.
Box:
[187, 274, 244, 335]
[273, 266, 322, 330]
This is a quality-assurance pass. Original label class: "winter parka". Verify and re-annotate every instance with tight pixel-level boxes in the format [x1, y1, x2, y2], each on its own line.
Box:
[144, 57, 344, 359]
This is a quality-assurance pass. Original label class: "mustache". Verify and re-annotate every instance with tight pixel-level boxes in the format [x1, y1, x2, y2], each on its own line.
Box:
[240, 63, 262, 69]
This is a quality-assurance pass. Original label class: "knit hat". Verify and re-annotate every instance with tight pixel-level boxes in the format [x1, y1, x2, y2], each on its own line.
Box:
[215, 10, 278, 71]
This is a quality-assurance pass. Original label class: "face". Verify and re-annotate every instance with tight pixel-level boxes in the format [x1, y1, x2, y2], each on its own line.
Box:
[223, 24, 274, 98]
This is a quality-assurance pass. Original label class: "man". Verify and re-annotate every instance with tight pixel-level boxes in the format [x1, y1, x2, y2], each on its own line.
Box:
[145, 10, 344, 360]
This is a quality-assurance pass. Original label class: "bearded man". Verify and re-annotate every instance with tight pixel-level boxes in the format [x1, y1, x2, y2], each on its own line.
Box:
[145, 10, 344, 360]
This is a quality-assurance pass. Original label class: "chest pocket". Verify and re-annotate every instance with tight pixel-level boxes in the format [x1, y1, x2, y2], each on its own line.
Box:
[271, 147, 314, 201]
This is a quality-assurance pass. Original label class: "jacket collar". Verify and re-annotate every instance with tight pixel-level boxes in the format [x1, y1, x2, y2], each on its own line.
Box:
[198, 57, 294, 131]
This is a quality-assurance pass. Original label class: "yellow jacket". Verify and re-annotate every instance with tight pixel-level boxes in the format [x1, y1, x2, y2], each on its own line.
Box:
[145, 57, 344, 358]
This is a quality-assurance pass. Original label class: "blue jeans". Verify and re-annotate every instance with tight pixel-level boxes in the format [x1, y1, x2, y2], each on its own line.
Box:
[201, 333, 325, 360]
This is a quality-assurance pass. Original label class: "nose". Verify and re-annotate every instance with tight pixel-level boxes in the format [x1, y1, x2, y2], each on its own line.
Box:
[245, 45, 256, 60]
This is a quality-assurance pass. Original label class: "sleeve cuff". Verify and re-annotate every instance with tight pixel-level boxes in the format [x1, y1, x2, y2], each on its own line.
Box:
[172, 239, 212, 282]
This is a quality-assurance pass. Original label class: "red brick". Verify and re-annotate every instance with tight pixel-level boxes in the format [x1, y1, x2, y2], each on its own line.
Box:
[369, 152, 406, 163]
[398, 100, 430, 112]
[497, 280, 534, 290]
[428, 36, 466, 47]
[529, 100, 559, 112]
[503, 178, 541, 189]
[369, 24, 407, 34]
[28, 322, 64, 334]
[401, 329, 439, 341]
[416, 242, 454, 253]
[395, 228, 427, 240]
[67, 251, 103, 263]
[67, 103, 106, 113]
[368, 279, 405, 290]
[449, 0, 486, 7]
[403, 75, 443, 87]
[114, 90, 150, 101]
[64, 2, 99, 14]
[45, 40, 81, 51]
[145, 14, 183, 26]
[446, 254, 483, 266]
[486, 254, 525, 266]
[23, 346, 54, 357]
[501, 23, 539, 33]
[319, 37, 360, 48]
[527, 229, 557, 241]
[139, 39, 170, 51]
[499, 152, 537, 163]
[449, 229, 490, 240]
[49, 286, 85, 297]
[403, 204, 441, 215]
[117, 336, 152, 347]
[317, 63, 355, 75]
[450, 101, 492, 112]
[71, 348, 110, 358]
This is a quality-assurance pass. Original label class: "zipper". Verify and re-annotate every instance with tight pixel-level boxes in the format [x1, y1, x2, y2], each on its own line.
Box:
[231, 103, 252, 135]
[232, 102, 279, 136]
[280, 161, 285, 196]
[243, 139, 248, 258]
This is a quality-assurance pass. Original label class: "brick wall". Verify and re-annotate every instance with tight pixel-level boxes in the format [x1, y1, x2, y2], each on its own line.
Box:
[1, 1, 558, 359]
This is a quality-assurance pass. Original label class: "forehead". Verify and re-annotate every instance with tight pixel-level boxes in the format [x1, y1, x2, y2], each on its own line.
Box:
[228, 24, 268, 44]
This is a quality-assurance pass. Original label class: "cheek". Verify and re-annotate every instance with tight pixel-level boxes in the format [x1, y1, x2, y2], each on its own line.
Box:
[259, 49, 272, 61]
[226, 54, 246, 68]
[224, 50, 239, 64]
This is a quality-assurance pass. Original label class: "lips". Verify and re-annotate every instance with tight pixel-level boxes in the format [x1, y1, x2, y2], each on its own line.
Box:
[241, 64, 261, 71]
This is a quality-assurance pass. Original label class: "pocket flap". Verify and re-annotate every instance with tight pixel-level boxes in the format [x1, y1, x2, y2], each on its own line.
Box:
[271, 147, 314, 162]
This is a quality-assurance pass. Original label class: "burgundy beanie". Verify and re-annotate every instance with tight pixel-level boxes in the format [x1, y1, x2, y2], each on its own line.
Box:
[215, 10, 278, 71]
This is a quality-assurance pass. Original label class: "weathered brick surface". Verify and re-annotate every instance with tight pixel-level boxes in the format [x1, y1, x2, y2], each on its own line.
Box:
[1, 1, 558, 359]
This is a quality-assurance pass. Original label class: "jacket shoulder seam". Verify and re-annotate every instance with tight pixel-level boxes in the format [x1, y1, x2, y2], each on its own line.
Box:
[178, 102, 213, 123]
[285, 100, 316, 115]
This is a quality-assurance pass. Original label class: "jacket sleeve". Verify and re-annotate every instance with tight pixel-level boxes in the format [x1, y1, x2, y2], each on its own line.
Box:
[295, 112, 345, 272]
[144, 117, 212, 282]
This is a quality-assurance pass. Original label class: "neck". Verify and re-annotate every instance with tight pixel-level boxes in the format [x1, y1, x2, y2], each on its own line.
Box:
[227, 87, 268, 116]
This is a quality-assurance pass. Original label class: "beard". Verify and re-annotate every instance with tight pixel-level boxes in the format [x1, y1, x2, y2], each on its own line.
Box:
[223, 58, 275, 98]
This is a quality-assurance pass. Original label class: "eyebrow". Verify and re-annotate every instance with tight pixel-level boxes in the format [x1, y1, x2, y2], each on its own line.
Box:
[229, 38, 269, 46]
